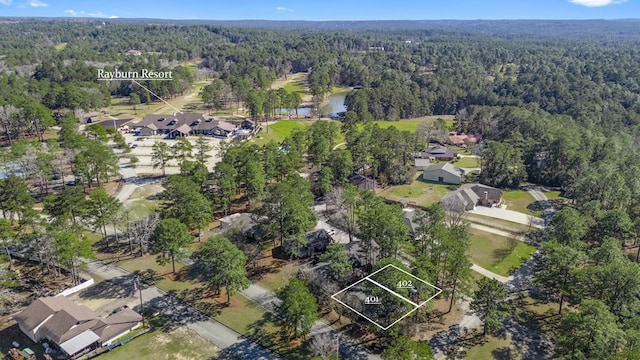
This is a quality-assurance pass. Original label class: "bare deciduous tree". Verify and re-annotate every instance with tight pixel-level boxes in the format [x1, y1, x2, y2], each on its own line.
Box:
[310, 332, 337, 360]
[441, 196, 466, 226]
[129, 213, 160, 256]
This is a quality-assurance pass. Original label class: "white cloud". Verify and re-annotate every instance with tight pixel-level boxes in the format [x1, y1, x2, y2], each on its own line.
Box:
[276, 6, 293, 12]
[64, 9, 114, 18]
[569, 0, 628, 7]
[0, 0, 12, 5]
[28, 0, 47, 7]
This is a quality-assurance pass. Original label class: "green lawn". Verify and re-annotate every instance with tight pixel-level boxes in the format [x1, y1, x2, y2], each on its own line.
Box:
[253, 120, 314, 145]
[378, 174, 450, 207]
[452, 157, 480, 168]
[253, 119, 344, 146]
[106, 81, 209, 119]
[99, 327, 219, 360]
[464, 335, 514, 360]
[468, 229, 536, 277]
[372, 115, 455, 132]
[502, 190, 543, 217]
[125, 184, 162, 221]
[283, 80, 306, 94]
[54, 42, 67, 51]
[256, 264, 298, 293]
[119, 254, 187, 277]
[215, 296, 274, 334]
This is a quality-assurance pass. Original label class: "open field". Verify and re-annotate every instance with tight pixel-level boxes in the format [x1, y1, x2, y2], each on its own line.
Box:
[99, 327, 219, 360]
[253, 120, 313, 145]
[372, 115, 455, 132]
[464, 335, 514, 360]
[252, 119, 344, 146]
[54, 42, 67, 51]
[452, 157, 480, 168]
[105, 81, 209, 120]
[502, 190, 544, 217]
[468, 229, 536, 277]
[378, 173, 450, 207]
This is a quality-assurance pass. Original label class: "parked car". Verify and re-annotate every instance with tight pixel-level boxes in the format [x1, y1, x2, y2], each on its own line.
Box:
[131, 144, 138, 148]
[136, 137, 146, 141]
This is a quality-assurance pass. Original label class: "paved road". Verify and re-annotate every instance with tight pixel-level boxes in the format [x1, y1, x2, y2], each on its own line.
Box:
[468, 206, 545, 229]
[471, 264, 511, 283]
[468, 223, 525, 242]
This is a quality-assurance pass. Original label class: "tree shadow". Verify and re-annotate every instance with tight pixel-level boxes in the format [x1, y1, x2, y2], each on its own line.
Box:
[142, 292, 215, 333]
[492, 346, 515, 360]
[78, 273, 139, 300]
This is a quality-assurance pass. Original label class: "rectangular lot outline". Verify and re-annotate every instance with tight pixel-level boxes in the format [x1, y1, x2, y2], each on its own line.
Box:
[331, 264, 443, 330]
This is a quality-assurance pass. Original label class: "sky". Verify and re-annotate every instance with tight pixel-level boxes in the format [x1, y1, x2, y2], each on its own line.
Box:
[0, 0, 637, 20]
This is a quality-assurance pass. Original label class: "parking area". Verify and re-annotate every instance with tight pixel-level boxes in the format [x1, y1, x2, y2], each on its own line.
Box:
[121, 133, 226, 175]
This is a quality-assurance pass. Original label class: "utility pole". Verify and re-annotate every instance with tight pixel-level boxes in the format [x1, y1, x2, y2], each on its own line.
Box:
[135, 275, 144, 319]
[336, 334, 340, 360]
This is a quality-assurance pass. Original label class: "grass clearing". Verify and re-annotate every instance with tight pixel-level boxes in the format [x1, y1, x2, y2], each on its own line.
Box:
[468, 229, 536, 277]
[372, 115, 455, 133]
[124, 184, 163, 221]
[378, 173, 450, 207]
[253, 120, 314, 145]
[464, 335, 514, 360]
[119, 254, 187, 278]
[54, 42, 67, 51]
[452, 157, 480, 168]
[502, 190, 543, 217]
[256, 262, 298, 293]
[99, 327, 219, 360]
[106, 81, 209, 119]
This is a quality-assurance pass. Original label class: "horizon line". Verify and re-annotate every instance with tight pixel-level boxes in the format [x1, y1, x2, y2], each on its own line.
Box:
[1, 16, 640, 21]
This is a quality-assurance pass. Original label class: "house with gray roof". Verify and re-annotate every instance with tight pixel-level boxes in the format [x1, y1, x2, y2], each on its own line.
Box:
[439, 183, 503, 211]
[422, 163, 465, 184]
[420, 145, 459, 161]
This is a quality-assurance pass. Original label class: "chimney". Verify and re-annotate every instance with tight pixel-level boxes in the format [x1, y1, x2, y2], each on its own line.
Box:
[483, 191, 488, 200]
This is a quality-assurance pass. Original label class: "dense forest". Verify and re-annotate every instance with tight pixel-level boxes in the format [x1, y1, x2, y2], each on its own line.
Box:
[2, 18, 640, 358]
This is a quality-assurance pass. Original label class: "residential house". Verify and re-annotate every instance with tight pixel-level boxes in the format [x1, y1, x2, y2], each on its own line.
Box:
[283, 229, 333, 258]
[422, 163, 465, 184]
[125, 49, 142, 56]
[218, 212, 266, 240]
[93, 119, 134, 133]
[419, 145, 459, 161]
[448, 132, 481, 147]
[439, 183, 503, 211]
[14, 296, 142, 357]
[350, 174, 377, 191]
[414, 158, 431, 170]
[235, 119, 260, 140]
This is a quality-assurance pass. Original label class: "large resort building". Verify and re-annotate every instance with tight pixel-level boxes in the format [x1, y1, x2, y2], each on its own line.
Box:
[132, 113, 259, 139]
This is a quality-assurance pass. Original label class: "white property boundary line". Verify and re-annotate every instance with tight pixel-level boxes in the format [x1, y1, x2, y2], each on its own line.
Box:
[331, 264, 442, 330]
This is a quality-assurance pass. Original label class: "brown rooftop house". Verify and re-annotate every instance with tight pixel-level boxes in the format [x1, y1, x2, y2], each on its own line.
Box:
[439, 183, 503, 211]
[420, 145, 459, 161]
[448, 132, 482, 147]
[350, 174, 377, 191]
[14, 296, 142, 357]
